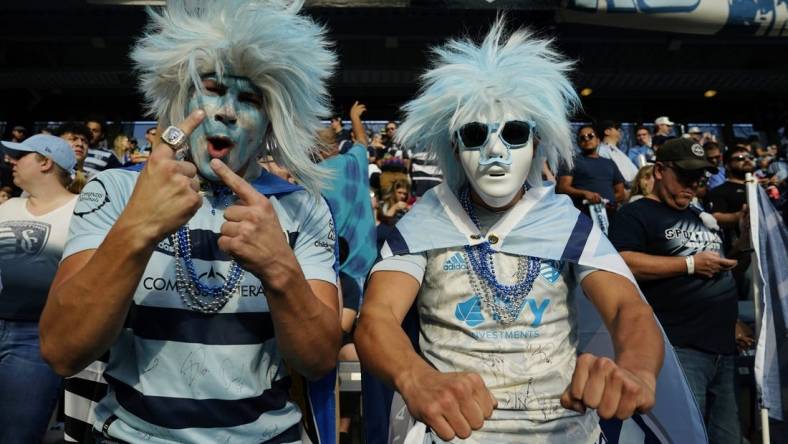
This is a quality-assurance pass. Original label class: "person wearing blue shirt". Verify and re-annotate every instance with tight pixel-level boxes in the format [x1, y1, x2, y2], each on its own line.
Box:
[627, 126, 655, 167]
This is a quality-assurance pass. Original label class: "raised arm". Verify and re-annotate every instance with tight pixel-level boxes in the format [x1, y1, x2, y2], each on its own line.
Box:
[560, 270, 662, 420]
[210, 159, 341, 380]
[349, 101, 368, 146]
[40, 110, 206, 376]
[355, 270, 496, 442]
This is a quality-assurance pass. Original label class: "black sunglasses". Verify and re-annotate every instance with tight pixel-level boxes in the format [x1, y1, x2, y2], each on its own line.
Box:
[730, 154, 753, 162]
[455, 120, 534, 150]
[578, 133, 597, 141]
[663, 163, 708, 186]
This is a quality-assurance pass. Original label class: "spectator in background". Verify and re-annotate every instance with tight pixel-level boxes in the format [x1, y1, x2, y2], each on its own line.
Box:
[85, 118, 107, 150]
[382, 120, 398, 149]
[651, 134, 669, 153]
[0, 135, 78, 444]
[131, 126, 157, 164]
[628, 125, 654, 166]
[0, 186, 12, 204]
[687, 126, 703, 144]
[368, 132, 386, 163]
[330, 114, 351, 145]
[82, 118, 122, 178]
[705, 147, 752, 258]
[10, 126, 27, 143]
[654, 116, 675, 137]
[111, 134, 133, 166]
[54, 122, 92, 194]
[608, 137, 743, 444]
[704, 141, 726, 190]
[318, 100, 377, 297]
[557, 124, 627, 213]
[628, 164, 654, 203]
[409, 150, 443, 197]
[597, 119, 639, 185]
[380, 177, 411, 225]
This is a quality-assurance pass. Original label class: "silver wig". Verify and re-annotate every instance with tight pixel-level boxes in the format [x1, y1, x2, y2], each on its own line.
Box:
[130, 0, 336, 194]
[396, 19, 580, 191]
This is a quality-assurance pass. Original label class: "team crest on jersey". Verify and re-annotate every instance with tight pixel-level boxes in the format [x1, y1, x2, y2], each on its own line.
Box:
[0, 220, 51, 260]
[74, 179, 111, 217]
[442, 252, 468, 271]
[540, 260, 563, 284]
[455, 295, 485, 327]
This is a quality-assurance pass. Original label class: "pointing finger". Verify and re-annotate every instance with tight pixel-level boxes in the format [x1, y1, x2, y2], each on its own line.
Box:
[152, 109, 206, 160]
[210, 158, 261, 204]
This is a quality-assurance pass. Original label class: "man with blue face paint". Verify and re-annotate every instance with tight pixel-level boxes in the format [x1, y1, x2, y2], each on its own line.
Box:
[355, 20, 705, 444]
[39, 1, 341, 443]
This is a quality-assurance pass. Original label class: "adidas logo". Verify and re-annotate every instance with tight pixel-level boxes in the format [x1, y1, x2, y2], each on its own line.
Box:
[442, 253, 468, 271]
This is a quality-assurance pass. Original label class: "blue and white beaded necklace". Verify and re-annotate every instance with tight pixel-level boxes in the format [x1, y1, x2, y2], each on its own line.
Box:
[170, 185, 244, 313]
[459, 185, 541, 324]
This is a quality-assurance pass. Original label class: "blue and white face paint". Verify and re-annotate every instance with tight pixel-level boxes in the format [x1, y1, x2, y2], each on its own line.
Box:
[187, 74, 268, 182]
[457, 111, 534, 208]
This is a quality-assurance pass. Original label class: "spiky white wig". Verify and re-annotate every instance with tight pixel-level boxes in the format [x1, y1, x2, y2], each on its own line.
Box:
[130, 0, 336, 194]
[396, 19, 580, 191]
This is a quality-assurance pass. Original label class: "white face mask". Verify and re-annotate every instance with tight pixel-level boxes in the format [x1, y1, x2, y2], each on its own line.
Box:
[457, 113, 534, 208]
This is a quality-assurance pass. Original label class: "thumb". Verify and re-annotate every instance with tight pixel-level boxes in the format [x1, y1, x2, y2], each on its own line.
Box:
[151, 109, 206, 160]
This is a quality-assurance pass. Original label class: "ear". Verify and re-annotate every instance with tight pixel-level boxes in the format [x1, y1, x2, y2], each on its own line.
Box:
[653, 163, 665, 181]
[39, 156, 55, 173]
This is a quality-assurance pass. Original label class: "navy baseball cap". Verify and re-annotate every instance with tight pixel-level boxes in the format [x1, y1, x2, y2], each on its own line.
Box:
[1, 134, 77, 174]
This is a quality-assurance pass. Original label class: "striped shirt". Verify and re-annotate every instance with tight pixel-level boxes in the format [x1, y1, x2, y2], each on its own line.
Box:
[83, 148, 123, 179]
[64, 168, 337, 443]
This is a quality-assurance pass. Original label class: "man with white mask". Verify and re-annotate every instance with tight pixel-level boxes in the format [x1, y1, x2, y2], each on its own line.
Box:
[355, 21, 668, 443]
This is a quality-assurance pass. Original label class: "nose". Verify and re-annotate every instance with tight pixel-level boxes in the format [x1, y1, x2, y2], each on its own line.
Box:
[214, 99, 238, 126]
[484, 131, 508, 160]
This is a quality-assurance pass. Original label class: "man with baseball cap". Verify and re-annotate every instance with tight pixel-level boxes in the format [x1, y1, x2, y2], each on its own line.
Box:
[609, 137, 743, 443]
[0, 134, 77, 443]
[654, 116, 674, 137]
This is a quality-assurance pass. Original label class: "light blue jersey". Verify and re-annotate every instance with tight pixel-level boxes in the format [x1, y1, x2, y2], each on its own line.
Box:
[64, 168, 337, 443]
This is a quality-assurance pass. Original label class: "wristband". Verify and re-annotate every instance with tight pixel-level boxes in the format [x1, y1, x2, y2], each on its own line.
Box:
[685, 255, 695, 275]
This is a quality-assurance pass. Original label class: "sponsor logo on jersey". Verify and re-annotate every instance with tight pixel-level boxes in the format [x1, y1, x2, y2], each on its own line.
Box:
[442, 253, 468, 271]
[74, 178, 111, 217]
[540, 260, 563, 284]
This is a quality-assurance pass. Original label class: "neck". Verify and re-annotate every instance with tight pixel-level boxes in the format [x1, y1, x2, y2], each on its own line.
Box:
[603, 138, 617, 146]
[727, 174, 746, 184]
[26, 181, 74, 212]
[581, 148, 599, 158]
[469, 187, 524, 213]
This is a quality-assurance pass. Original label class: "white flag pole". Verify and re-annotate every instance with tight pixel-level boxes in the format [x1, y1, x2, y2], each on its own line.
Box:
[745, 172, 770, 443]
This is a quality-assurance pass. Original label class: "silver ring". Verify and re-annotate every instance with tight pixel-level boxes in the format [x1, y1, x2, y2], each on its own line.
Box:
[161, 126, 187, 149]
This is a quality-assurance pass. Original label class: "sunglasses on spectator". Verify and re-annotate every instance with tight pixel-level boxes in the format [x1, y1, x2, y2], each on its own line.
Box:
[731, 154, 754, 162]
[662, 163, 708, 187]
[455, 120, 534, 152]
[578, 133, 597, 141]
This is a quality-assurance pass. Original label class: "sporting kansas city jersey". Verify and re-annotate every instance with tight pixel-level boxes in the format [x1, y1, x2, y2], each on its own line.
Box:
[373, 211, 600, 443]
[63, 168, 337, 443]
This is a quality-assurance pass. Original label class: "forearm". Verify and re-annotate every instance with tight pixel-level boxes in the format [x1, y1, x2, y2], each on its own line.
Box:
[712, 212, 741, 227]
[351, 114, 368, 146]
[40, 222, 156, 376]
[557, 182, 587, 200]
[610, 302, 663, 387]
[619, 251, 687, 281]
[355, 307, 434, 394]
[263, 258, 341, 380]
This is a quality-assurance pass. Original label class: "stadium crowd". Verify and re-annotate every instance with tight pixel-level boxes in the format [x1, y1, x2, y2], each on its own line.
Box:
[2, 107, 786, 443]
[0, 2, 787, 444]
